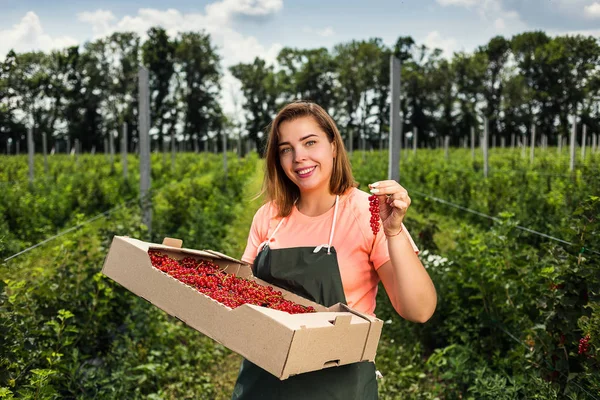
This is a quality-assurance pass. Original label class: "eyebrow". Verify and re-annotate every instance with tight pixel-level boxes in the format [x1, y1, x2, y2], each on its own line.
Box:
[278, 134, 318, 147]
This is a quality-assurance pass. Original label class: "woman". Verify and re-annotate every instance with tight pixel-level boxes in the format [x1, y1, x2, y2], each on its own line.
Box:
[232, 101, 437, 399]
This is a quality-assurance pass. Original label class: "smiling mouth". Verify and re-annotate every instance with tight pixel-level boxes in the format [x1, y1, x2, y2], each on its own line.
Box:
[296, 166, 316, 176]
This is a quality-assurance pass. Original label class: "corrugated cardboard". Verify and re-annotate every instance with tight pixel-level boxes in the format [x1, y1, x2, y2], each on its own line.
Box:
[101, 236, 383, 380]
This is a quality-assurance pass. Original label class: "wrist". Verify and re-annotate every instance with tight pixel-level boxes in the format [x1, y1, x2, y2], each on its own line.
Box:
[384, 225, 403, 237]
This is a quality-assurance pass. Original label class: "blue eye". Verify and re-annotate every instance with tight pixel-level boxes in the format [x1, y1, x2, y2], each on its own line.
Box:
[306, 140, 316, 146]
[280, 147, 291, 155]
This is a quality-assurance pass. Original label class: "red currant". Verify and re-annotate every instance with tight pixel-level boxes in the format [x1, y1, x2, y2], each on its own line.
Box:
[368, 194, 380, 235]
[147, 250, 315, 314]
[578, 335, 591, 355]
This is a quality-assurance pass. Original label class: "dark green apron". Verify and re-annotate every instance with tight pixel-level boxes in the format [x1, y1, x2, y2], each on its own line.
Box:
[231, 203, 378, 399]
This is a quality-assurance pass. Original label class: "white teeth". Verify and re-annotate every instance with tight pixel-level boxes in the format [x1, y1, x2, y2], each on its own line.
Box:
[297, 167, 315, 175]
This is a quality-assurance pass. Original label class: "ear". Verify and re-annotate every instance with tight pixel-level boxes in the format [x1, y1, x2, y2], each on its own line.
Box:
[331, 141, 337, 158]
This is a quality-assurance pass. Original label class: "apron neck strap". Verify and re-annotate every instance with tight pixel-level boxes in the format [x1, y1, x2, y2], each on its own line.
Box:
[259, 195, 340, 256]
[314, 195, 340, 255]
[326, 195, 340, 254]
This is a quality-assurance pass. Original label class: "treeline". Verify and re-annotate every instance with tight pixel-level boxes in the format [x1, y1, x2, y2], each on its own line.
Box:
[0, 28, 598, 154]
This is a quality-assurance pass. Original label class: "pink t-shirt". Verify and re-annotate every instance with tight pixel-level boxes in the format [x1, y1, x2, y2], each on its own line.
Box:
[241, 187, 419, 316]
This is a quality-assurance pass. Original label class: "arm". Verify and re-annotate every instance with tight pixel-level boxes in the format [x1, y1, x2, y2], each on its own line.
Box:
[369, 181, 437, 323]
[241, 205, 269, 266]
[377, 231, 437, 323]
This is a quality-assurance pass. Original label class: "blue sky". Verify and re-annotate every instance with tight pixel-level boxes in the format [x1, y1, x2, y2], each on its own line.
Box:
[1, 0, 599, 114]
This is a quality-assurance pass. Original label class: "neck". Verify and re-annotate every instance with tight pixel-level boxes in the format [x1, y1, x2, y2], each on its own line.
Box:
[296, 188, 337, 217]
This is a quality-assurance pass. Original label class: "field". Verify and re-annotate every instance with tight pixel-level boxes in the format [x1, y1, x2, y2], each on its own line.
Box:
[1, 148, 599, 399]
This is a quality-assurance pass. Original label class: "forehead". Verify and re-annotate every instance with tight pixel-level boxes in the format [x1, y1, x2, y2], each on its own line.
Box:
[278, 116, 327, 142]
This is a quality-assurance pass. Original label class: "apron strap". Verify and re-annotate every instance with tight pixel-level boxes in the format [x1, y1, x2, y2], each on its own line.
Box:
[261, 196, 340, 256]
[313, 195, 339, 255]
[257, 216, 286, 256]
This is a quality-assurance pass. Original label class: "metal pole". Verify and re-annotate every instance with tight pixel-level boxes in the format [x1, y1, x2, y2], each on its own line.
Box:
[42, 132, 48, 174]
[444, 135, 449, 160]
[122, 122, 128, 179]
[138, 66, 152, 235]
[471, 126, 475, 160]
[222, 130, 228, 180]
[581, 124, 587, 161]
[388, 56, 401, 183]
[109, 130, 115, 166]
[483, 117, 489, 178]
[570, 116, 576, 172]
[28, 126, 34, 183]
[558, 134, 562, 154]
[530, 124, 536, 164]
[171, 130, 176, 171]
[413, 126, 417, 156]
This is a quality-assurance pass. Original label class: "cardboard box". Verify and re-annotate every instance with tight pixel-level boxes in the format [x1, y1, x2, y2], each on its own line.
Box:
[101, 236, 383, 380]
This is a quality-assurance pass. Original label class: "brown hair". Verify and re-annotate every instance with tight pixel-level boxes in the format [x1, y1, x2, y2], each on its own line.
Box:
[260, 100, 357, 217]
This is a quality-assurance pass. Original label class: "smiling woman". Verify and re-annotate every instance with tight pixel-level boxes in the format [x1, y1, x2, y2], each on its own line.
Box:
[263, 101, 355, 218]
[277, 116, 338, 214]
[231, 100, 437, 400]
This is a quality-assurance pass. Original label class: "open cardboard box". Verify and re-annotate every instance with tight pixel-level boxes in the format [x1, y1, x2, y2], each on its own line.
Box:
[101, 236, 383, 380]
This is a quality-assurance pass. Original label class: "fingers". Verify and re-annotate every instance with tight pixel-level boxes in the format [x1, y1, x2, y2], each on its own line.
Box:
[389, 198, 411, 211]
[368, 181, 409, 199]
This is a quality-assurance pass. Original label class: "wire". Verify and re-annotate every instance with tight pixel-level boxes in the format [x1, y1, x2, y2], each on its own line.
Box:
[2, 196, 140, 263]
[409, 189, 600, 256]
[1, 173, 204, 263]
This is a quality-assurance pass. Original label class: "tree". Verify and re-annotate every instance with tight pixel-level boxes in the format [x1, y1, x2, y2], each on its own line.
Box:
[453, 51, 486, 143]
[101, 32, 140, 153]
[333, 39, 385, 152]
[276, 47, 337, 114]
[511, 31, 554, 141]
[230, 57, 279, 155]
[175, 31, 222, 152]
[142, 27, 176, 150]
[478, 36, 510, 141]
[0, 51, 26, 152]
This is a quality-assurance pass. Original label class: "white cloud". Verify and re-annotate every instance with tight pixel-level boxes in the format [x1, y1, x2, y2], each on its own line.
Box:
[78, 10, 117, 36]
[73, 5, 282, 67]
[436, 0, 479, 6]
[205, 0, 283, 22]
[0, 11, 78, 58]
[422, 31, 458, 57]
[584, 2, 600, 18]
[1, 1, 284, 119]
[318, 27, 335, 37]
[302, 26, 335, 37]
[552, 28, 600, 38]
[436, 0, 525, 34]
[69, 2, 284, 116]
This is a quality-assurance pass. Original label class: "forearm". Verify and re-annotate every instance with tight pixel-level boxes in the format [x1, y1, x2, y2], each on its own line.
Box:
[385, 231, 437, 323]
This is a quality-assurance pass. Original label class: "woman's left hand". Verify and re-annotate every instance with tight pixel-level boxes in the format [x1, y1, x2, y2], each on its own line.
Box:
[368, 180, 411, 236]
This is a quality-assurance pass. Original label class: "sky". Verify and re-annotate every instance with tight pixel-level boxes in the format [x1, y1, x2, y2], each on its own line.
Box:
[1, 0, 599, 115]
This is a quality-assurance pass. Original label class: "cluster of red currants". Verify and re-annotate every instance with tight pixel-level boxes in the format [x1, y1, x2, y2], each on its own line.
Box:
[368, 194, 380, 235]
[578, 335, 591, 355]
[148, 250, 316, 314]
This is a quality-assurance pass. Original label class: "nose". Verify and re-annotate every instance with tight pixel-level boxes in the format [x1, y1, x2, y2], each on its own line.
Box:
[293, 146, 307, 163]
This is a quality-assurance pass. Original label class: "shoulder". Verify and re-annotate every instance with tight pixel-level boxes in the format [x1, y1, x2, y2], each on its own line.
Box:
[342, 187, 371, 217]
[338, 187, 372, 241]
[253, 201, 279, 222]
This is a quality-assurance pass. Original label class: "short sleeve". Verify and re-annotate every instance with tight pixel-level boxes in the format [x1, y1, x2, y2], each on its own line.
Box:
[241, 203, 272, 265]
[371, 222, 420, 270]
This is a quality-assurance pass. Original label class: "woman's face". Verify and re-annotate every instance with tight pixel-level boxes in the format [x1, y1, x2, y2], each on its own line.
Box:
[277, 116, 336, 194]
